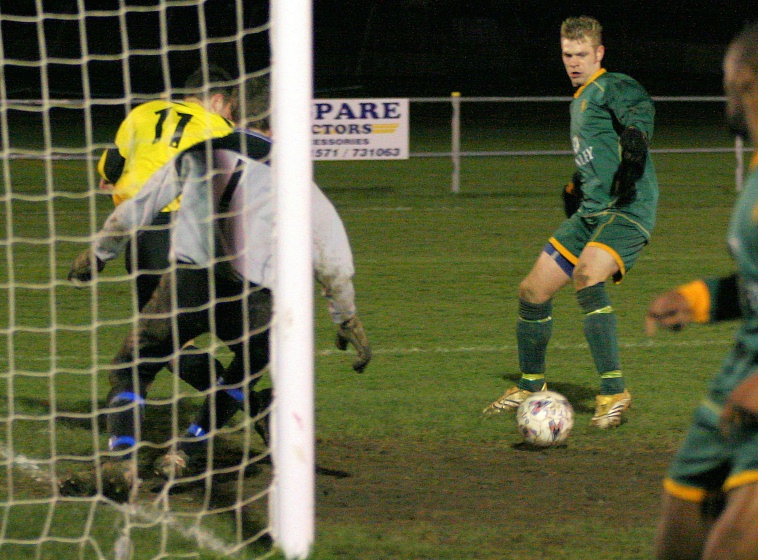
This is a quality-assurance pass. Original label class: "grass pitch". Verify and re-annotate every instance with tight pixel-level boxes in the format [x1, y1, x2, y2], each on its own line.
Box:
[0, 100, 744, 558]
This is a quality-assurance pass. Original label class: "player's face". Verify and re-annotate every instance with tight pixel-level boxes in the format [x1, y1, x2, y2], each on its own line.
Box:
[561, 38, 604, 87]
[724, 48, 752, 139]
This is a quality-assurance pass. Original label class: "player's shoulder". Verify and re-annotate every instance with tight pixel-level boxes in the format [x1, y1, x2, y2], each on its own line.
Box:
[181, 130, 272, 162]
[602, 71, 648, 92]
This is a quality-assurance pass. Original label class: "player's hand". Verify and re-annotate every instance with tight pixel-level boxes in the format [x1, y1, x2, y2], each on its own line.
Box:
[611, 127, 647, 207]
[336, 315, 372, 373]
[619, 127, 648, 165]
[645, 290, 693, 335]
[561, 171, 583, 217]
[720, 372, 758, 437]
[67, 249, 105, 285]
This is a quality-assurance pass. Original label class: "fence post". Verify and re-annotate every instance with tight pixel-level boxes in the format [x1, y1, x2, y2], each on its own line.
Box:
[451, 91, 461, 193]
[736, 135, 744, 191]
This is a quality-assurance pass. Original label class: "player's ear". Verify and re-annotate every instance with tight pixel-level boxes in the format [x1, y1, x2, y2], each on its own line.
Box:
[595, 44, 605, 63]
[209, 93, 232, 119]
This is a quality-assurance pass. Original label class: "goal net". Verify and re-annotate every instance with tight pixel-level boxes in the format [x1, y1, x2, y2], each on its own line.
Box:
[0, 2, 313, 559]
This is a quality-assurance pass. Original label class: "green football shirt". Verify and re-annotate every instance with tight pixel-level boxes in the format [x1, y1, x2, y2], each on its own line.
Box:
[570, 68, 659, 235]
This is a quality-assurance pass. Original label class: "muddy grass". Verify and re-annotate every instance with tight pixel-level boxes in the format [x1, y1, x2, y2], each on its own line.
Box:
[97, 433, 675, 558]
[314, 437, 671, 529]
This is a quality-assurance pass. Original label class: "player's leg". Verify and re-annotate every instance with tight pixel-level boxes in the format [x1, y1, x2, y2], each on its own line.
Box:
[157, 282, 272, 478]
[184, 331, 271, 447]
[101, 272, 185, 500]
[654, 491, 712, 560]
[702, 398, 758, 560]
[655, 399, 734, 559]
[129, 214, 223, 390]
[578, 216, 648, 427]
[483, 248, 572, 414]
[145, 266, 216, 480]
[702, 482, 758, 560]
[182, 286, 272, 444]
[572, 245, 630, 426]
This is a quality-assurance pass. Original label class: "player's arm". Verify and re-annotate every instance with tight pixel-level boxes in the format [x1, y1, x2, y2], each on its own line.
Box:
[97, 147, 126, 185]
[610, 126, 648, 206]
[645, 274, 742, 334]
[68, 161, 183, 283]
[607, 79, 654, 206]
[561, 170, 583, 217]
[312, 185, 371, 373]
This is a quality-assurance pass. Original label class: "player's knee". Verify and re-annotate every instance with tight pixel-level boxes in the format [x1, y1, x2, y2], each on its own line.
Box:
[572, 264, 593, 289]
[518, 279, 552, 304]
[177, 351, 221, 392]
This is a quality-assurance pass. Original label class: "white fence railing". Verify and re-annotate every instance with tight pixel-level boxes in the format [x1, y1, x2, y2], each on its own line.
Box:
[408, 94, 747, 193]
[5, 95, 749, 192]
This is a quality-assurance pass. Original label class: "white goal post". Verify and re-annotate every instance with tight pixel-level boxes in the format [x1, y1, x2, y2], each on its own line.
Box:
[269, 0, 315, 557]
[0, 1, 313, 559]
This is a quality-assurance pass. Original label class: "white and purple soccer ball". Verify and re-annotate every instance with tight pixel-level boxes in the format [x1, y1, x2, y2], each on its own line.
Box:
[516, 391, 574, 447]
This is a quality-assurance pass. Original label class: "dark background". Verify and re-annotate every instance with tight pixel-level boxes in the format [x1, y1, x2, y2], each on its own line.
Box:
[0, 0, 754, 99]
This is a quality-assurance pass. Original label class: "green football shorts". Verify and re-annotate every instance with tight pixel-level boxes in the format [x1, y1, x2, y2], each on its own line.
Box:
[548, 211, 651, 283]
[664, 345, 758, 503]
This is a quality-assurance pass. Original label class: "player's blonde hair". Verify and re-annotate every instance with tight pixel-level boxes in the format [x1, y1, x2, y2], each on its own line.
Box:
[730, 21, 758, 76]
[561, 16, 603, 47]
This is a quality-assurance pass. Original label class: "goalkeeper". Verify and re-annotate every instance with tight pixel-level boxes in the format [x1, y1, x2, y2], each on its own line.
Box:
[97, 65, 238, 399]
[646, 24, 758, 560]
[68, 78, 371, 500]
[98, 65, 236, 310]
[483, 16, 659, 429]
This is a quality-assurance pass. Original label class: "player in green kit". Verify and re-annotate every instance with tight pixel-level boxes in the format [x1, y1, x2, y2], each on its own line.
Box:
[484, 16, 659, 428]
[646, 23, 758, 559]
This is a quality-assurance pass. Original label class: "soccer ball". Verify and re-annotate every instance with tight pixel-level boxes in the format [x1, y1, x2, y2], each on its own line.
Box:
[516, 391, 574, 447]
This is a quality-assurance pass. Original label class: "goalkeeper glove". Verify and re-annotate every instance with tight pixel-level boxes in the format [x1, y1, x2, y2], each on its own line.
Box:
[610, 127, 647, 207]
[561, 171, 583, 217]
[68, 249, 106, 284]
[336, 315, 372, 373]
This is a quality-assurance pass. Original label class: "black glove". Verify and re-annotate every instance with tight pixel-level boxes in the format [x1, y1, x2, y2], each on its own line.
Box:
[611, 127, 647, 207]
[561, 171, 583, 217]
[67, 249, 106, 284]
[336, 315, 372, 373]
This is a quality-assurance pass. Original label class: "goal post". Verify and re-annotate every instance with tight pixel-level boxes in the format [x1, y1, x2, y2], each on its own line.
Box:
[0, 1, 314, 559]
[269, 0, 316, 557]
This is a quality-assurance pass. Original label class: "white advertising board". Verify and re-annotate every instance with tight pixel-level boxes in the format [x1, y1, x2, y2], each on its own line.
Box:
[311, 98, 409, 160]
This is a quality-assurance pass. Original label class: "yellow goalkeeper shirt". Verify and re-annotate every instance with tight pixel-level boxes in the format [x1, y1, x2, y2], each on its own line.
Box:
[99, 99, 234, 210]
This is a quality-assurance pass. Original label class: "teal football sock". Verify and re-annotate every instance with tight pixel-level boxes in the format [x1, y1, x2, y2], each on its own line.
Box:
[599, 372, 625, 395]
[577, 283, 623, 391]
[516, 299, 552, 389]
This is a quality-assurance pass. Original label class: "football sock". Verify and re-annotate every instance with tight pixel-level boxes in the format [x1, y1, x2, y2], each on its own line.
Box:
[517, 298, 552, 390]
[189, 387, 242, 438]
[577, 283, 623, 392]
[106, 391, 145, 455]
[599, 371, 625, 395]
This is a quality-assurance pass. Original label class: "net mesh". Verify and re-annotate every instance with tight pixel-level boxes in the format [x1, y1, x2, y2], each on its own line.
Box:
[0, 2, 275, 558]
